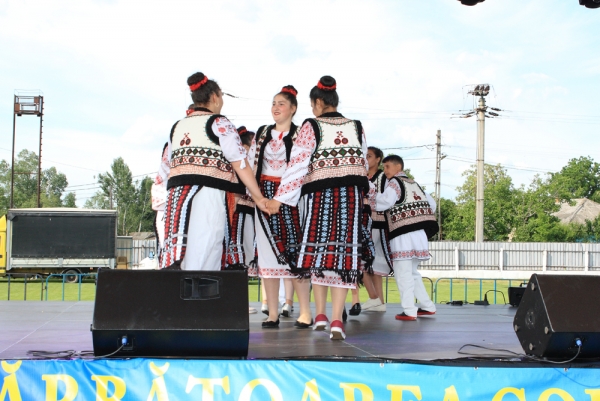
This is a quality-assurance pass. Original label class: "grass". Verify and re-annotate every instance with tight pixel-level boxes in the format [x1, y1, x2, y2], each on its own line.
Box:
[0, 276, 526, 304]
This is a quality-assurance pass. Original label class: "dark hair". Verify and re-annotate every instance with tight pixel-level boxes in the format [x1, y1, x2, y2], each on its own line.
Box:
[237, 126, 255, 147]
[275, 85, 298, 116]
[382, 154, 404, 170]
[187, 72, 221, 105]
[368, 146, 384, 166]
[188, 104, 194, 110]
[309, 75, 339, 108]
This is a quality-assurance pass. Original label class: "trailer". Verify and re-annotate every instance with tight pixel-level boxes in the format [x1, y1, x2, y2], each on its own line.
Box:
[1, 208, 117, 282]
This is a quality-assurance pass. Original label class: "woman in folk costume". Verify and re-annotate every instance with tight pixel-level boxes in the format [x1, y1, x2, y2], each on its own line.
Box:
[224, 126, 257, 271]
[372, 155, 438, 321]
[268, 76, 369, 340]
[151, 142, 170, 256]
[159, 72, 268, 271]
[358, 146, 391, 313]
[252, 85, 312, 329]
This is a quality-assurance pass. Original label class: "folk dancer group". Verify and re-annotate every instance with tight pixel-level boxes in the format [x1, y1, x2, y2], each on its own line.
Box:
[151, 72, 439, 340]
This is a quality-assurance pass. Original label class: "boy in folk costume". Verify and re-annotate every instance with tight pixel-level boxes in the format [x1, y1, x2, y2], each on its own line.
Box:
[159, 72, 268, 271]
[371, 155, 438, 321]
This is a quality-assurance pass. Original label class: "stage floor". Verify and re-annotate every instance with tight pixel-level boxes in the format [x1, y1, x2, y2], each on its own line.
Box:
[0, 301, 522, 361]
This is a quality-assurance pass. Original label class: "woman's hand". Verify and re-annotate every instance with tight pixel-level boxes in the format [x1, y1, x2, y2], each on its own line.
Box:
[267, 199, 282, 215]
[255, 197, 270, 215]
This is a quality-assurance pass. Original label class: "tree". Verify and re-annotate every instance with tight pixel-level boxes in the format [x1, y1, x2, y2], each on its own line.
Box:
[0, 149, 75, 215]
[548, 156, 600, 203]
[85, 158, 154, 235]
[443, 164, 514, 241]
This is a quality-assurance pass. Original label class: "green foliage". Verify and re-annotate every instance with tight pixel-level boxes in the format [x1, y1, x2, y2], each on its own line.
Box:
[84, 158, 154, 235]
[0, 149, 76, 215]
[441, 156, 600, 243]
[548, 156, 600, 203]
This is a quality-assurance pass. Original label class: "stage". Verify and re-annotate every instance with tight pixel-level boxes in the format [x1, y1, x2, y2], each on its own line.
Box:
[0, 301, 520, 361]
[1, 302, 599, 400]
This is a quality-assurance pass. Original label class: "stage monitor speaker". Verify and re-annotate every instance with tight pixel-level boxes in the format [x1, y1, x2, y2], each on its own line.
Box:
[513, 274, 600, 358]
[91, 269, 249, 358]
[508, 286, 526, 307]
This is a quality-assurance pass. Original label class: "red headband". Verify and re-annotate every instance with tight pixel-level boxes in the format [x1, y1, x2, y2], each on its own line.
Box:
[189, 76, 208, 91]
[238, 127, 248, 135]
[317, 81, 336, 91]
[281, 87, 297, 97]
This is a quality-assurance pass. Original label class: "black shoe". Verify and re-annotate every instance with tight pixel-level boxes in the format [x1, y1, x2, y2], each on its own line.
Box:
[349, 303, 361, 316]
[294, 319, 313, 329]
[262, 319, 280, 328]
[342, 307, 348, 322]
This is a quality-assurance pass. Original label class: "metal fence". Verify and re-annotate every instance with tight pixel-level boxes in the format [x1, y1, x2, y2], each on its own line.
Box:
[421, 242, 600, 279]
[127, 240, 600, 277]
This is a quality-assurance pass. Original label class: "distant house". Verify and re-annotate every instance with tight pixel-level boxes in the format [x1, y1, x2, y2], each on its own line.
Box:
[129, 231, 156, 241]
[552, 198, 600, 225]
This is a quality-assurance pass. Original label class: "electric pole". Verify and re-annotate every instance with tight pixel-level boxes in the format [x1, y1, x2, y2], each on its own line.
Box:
[435, 129, 446, 240]
[468, 85, 490, 242]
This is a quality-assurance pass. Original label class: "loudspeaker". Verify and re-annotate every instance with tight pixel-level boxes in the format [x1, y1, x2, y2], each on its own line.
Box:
[91, 269, 249, 358]
[508, 286, 526, 307]
[513, 274, 600, 358]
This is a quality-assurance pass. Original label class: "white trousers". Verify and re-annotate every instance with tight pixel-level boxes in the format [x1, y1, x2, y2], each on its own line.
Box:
[181, 187, 226, 271]
[392, 259, 435, 317]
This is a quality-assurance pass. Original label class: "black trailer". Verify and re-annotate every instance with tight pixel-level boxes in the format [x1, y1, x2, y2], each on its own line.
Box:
[5, 208, 117, 281]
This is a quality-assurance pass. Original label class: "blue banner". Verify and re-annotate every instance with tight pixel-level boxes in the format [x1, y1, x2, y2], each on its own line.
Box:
[2, 358, 600, 400]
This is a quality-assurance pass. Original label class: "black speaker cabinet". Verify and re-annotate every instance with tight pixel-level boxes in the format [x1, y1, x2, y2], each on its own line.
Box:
[513, 274, 600, 358]
[508, 286, 526, 307]
[91, 269, 249, 358]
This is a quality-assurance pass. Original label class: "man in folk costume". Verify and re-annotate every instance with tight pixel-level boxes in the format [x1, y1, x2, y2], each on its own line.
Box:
[268, 76, 370, 340]
[371, 155, 438, 321]
[159, 72, 268, 271]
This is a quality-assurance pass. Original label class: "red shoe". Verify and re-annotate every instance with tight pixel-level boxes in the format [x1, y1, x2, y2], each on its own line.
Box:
[330, 320, 346, 340]
[395, 313, 417, 321]
[313, 314, 329, 331]
[417, 308, 436, 316]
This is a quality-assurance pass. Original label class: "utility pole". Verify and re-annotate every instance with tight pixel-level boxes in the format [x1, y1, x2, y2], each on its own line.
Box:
[468, 84, 490, 242]
[476, 96, 485, 242]
[435, 129, 446, 240]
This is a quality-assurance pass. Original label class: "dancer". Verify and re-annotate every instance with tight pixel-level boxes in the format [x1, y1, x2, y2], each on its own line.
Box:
[225, 126, 256, 271]
[269, 76, 369, 340]
[373, 155, 438, 321]
[253, 85, 312, 328]
[360, 146, 389, 313]
[159, 72, 268, 271]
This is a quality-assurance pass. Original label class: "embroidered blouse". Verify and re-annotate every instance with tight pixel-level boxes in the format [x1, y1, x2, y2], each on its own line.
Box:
[273, 121, 369, 206]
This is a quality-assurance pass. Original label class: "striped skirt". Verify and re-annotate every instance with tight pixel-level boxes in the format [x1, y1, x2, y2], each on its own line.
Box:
[297, 186, 364, 285]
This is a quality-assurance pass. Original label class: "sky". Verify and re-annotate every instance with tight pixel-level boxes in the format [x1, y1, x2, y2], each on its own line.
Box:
[1, 0, 599, 205]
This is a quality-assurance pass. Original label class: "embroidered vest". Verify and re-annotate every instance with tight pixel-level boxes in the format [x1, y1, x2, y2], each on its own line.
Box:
[167, 111, 245, 194]
[385, 174, 439, 239]
[302, 113, 369, 195]
[253, 123, 298, 180]
[370, 170, 387, 229]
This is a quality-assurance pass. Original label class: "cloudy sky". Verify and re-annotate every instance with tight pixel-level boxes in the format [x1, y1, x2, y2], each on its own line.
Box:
[1, 0, 599, 205]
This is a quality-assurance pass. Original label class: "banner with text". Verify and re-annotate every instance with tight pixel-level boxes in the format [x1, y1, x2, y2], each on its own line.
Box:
[1, 358, 600, 400]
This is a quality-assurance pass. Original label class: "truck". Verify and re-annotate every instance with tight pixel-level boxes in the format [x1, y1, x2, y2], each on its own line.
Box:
[0, 208, 117, 282]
